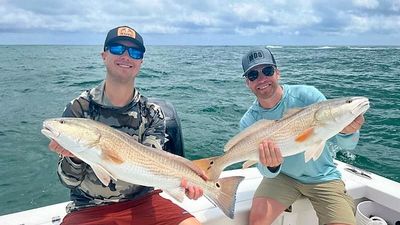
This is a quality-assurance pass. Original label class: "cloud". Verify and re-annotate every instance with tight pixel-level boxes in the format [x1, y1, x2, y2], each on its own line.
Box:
[0, 0, 399, 45]
[344, 14, 400, 33]
[352, 0, 380, 9]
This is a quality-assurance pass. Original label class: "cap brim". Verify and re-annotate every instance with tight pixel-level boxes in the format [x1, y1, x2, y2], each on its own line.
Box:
[105, 36, 146, 52]
[242, 63, 275, 77]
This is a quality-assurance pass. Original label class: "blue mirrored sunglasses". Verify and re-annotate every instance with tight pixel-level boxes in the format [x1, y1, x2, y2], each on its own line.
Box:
[106, 44, 144, 59]
[245, 66, 275, 81]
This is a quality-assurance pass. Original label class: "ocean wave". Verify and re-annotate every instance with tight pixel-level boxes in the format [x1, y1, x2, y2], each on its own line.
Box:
[68, 79, 103, 87]
[347, 46, 393, 50]
[266, 45, 283, 49]
[314, 46, 337, 49]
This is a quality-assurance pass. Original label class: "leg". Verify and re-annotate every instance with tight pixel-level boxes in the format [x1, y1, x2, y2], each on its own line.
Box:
[178, 217, 202, 225]
[303, 180, 356, 225]
[326, 224, 353, 225]
[249, 197, 287, 225]
[249, 174, 302, 225]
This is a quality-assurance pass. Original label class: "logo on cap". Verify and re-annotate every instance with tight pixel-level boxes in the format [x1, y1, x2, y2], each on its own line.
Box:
[248, 51, 264, 63]
[117, 27, 136, 39]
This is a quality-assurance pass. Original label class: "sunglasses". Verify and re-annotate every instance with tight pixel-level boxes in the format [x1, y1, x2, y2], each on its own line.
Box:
[245, 66, 275, 81]
[105, 44, 144, 59]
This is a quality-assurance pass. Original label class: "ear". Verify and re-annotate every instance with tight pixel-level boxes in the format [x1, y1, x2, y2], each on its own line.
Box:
[245, 78, 250, 87]
[101, 52, 106, 61]
[275, 67, 281, 79]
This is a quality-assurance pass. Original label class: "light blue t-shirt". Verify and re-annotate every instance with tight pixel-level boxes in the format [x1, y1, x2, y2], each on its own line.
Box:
[240, 84, 360, 183]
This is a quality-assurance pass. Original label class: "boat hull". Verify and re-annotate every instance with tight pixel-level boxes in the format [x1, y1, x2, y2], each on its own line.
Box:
[1, 160, 399, 225]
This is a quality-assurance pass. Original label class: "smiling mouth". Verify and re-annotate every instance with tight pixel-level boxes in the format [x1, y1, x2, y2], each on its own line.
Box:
[116, 63, 133, 68]
[257, 83, 271, 90]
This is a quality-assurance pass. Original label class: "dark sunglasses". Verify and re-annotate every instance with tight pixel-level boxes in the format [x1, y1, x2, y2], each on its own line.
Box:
[245, 66, 275, 81]
[105, 44, 144, 59]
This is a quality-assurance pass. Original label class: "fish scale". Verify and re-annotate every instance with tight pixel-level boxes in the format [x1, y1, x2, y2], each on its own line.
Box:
[198, 97, 370, 181]
[41, 117, 244, 219]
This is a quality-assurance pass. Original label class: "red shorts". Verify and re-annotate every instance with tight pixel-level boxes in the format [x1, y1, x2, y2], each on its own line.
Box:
[61, 190, 194, 225]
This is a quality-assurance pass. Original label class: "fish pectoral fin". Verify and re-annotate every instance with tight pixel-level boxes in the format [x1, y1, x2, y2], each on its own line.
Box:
[242, 160, 258, 168]
[165, 188, 186, 202]
[312, 141, 325, 160]
[304, 141, 325, 162]
[295, 127, 315, 142]
[91, 164, 116, 186]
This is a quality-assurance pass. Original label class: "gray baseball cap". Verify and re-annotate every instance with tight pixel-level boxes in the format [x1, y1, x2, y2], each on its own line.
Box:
[242, 47, 276, 77]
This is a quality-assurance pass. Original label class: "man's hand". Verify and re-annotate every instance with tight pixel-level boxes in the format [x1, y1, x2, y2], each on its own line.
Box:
[340, 114, 365, 134]
[180, 171, 208, 200]
[48, 140, 82, 163]
[259, 139, 283, 169]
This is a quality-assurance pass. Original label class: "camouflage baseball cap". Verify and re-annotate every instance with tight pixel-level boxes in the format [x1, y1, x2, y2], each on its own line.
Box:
[104, 26, 145, 52]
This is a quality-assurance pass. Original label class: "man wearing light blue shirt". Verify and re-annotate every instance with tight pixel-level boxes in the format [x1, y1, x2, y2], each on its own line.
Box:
[240, 47, 365, 225]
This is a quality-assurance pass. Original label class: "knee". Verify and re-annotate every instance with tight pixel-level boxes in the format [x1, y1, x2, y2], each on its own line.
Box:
[248, 197, 286, 225]
[249, 207, 272, 225]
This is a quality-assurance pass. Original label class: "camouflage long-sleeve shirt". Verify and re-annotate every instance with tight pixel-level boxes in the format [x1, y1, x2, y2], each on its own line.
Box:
[57, 81, 166, 213]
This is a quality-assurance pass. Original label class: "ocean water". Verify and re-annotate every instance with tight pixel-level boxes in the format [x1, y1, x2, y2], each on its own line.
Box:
[0, 45, 399, 215]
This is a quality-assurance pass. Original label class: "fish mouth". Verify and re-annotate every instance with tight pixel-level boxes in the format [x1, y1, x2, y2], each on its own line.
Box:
[351, 97, 370, 115]
[41, 124, 60, 140]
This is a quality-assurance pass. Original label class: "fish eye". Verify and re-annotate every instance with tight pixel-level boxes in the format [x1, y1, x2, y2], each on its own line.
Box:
[59, 120, 65, 124]
[346, 99, 352, 103]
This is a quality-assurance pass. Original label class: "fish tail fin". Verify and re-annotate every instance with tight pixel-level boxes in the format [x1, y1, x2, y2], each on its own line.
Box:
[193, 156, 223, 181]
[207, 176, 245, 219]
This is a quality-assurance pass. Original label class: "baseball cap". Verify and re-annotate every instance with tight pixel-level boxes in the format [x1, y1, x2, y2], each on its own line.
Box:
[242, 47, 276, 76]
[104, 26, 145, 52]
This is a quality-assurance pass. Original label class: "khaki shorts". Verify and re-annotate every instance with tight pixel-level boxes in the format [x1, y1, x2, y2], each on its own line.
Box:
[255, 173, 356, 225]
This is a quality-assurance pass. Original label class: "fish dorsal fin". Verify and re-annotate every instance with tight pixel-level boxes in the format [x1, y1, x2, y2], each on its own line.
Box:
[91, 164, 116, 186]
[304, 141, 325, 162]
[281, 108, 302, 120]
[225, 119, 276, 151]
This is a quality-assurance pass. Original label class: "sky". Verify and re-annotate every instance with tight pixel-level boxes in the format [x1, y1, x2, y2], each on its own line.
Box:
[0, 0, 399, 46]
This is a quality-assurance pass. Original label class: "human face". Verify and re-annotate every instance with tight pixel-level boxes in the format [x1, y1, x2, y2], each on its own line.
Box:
[102, 40, 143, 82]
[245, 64, 281, 103]
[105, 44, 144, 60]
[244, 65, 275, 81]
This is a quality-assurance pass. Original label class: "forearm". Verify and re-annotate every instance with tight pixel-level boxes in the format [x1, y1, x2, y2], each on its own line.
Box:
[57, 156, 86, 188]
[335, 131, 360, 150]
[257, 163, 281, 178]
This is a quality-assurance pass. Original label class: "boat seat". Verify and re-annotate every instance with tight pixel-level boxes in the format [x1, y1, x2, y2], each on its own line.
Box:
[276, 197, 318, 225]
[148, 98, 184, 157]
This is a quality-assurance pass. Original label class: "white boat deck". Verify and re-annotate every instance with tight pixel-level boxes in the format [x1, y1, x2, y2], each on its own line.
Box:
[1, 160, 399, 225]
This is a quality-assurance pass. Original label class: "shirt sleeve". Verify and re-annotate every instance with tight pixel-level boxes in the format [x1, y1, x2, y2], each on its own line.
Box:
[141, 102, 166, 150]
[239, 111, 256, 130]
[257, 163, 282, 178]
[334, 131, 360, 150]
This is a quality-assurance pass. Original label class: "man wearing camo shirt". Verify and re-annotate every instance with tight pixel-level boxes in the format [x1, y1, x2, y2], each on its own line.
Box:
[48, 25, 204, 225]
